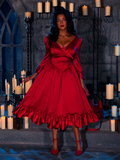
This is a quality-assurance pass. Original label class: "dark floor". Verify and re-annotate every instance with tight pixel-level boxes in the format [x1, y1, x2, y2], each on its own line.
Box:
[0, 144, 120, 160]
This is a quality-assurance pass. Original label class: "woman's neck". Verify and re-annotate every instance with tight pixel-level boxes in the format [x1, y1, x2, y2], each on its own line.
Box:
[58, 30, 70, 37]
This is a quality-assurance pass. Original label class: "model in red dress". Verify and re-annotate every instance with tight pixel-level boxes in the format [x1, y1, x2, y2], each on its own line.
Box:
[13, 6, 100, 156]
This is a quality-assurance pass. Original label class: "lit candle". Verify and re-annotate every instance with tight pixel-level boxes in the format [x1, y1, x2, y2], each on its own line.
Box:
[106, 83, 114, 100]
[1, 116, 6, 129]
[15, 86, 22, 95]
[25, 11, 31, 18]
[1, 104, 5, 116]
[61, 1, 66, 9]
[52, 0, 57, 7]
[8, 104, 13, 117]
[105, 6, 111, 16]
[7, 117, 13, 129]
[69, 3, 74, 12]
[5, 79, 7, 95]
[82, 5, 88, 16]
[118, 83, 120, 92]
[0, 118, 1, 128]
[95, 0, 101, 7]
[115, 45, 120, 56]
[37, 2, 43, 13]
[111, 105, 117, 117]
[15, 79, 17, 88]
[24, 117, 29, 129]
[12, 78, 15, 93]
[45, 1, 50, 13]
[7, 83, 10, 101]
[25, 80, 32, 93]
[111, 119, 115, 132]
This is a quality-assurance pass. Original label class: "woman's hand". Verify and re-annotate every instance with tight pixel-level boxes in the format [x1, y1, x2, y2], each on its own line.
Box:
[80, 79, 90, 96]
[22, 73, 37, 83]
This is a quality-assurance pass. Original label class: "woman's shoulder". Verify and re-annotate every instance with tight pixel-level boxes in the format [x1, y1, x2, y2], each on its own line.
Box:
[76, 35, 82, 42]
[44, 34, 51, 43]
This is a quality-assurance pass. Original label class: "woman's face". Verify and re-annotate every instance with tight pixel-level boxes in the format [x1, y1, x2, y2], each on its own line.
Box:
[56, 14, 67, 30]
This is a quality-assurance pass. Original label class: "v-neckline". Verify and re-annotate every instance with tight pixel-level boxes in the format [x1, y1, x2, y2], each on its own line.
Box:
[55, 35, 77, 49]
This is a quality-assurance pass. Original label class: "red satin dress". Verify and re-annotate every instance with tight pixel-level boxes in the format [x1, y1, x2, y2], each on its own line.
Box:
[13, 34, 100, 130]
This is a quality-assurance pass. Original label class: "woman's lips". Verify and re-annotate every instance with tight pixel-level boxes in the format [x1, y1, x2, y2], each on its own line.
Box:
[60, 25, 64, 27]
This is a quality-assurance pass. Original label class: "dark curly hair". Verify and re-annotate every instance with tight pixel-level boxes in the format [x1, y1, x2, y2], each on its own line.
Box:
[49, 6, 76, 47]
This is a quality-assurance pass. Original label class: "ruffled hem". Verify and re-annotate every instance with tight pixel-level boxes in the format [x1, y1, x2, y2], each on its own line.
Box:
[13, 102, 100, 130]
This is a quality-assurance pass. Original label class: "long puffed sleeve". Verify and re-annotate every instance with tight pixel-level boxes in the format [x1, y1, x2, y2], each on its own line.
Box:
[73, 38, 85, 80]
[35, 35, 51, 74]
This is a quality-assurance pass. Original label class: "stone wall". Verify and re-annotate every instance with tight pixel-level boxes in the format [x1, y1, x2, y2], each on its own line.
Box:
[2, 0, 120, 100]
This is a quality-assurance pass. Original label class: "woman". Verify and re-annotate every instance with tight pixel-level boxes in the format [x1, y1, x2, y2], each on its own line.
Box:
[13, 6, 100, 156]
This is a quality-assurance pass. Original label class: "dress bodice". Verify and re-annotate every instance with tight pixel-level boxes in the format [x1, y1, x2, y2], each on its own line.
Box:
[35, 34, 85, 80]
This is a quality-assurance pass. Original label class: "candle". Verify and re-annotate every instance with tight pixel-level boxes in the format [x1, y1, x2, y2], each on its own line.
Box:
[24, 117, 29, 129]
[111, 119, 115, 132]
[52, 0, 57, 7]
[25, 80, 32, 93]
[8, 104, 13, 117]
[37, 2, 43, 13]
[1, 116, 6, 129]
[15, 79, 17, 88]
[111, 105, 117, 117]
[12, 78, 15, 93]
[45, 1, 50, 13]
[5, 79, 7, 95]
[82, 5, 88, 16]
[7, 83, 10, 101]
[7, 117, 13, 129]
[115, 45, 120, 56]
[95, 0, 101, 7]
[1, 104, 5, 116]
[61, 1, 66, 9]
[0, 118, 1, 128]
[69, 3, 74, 12]
[15, 86, 22, 95]
[25, 12, 31, 18]
[105, 6, 111, 16]
[106, 83, 114, 100]
[118, 83, 120, 92]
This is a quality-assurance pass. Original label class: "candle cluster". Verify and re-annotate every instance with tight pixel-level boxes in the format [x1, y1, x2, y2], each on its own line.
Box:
[0, 104, 13, 129]
[82, 0, 111, 16]
[25, 0, 75, 17]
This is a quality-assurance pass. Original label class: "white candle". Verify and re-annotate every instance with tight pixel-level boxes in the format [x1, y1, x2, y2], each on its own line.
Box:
[7, 117, 13, 129]
[52, 0, 57, 7]
[12, 78, 15, 93]
[115, 45, 120, 56]
[7, 83, 10, 101]
[105, 6, 111, 16]
[95, 0, 101, 7]
[25, 12, 31, 18]
[118, 83, 120, 92]
[69, 3, 74, 12]
[1, 104, 5, 116]
[61, 1, 66, 9]
[8, 104, 13, 117]
[111, 105, 117, 117]
[0, 118, 1, 128]
[15, 79, 17, 88]
[106, 83, 114, 100]
[1, 116, 6, 129]
[15, 86, 22, 95]
[25, 80, 32, 93]
[111, 119, 115, 132]
[45, 1, 50, 13]
[24, 117, 29, 129]
[82, 5, 88, 16]
[5, 79, 7, 95]
[37, 2, 43, 13]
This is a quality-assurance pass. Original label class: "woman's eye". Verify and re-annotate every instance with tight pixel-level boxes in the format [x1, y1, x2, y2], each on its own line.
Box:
[63, 18, 66, 21]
